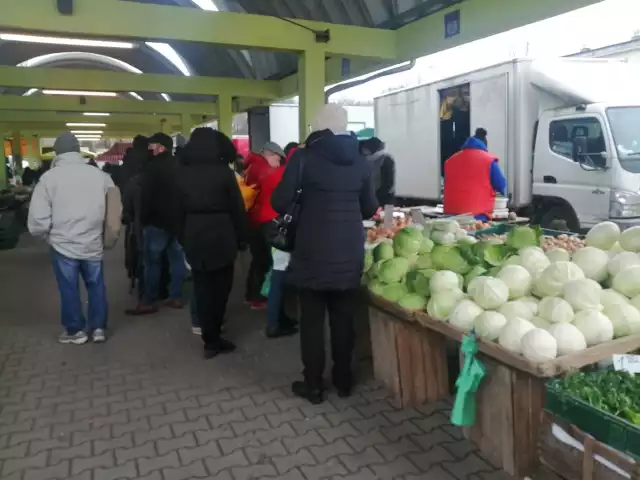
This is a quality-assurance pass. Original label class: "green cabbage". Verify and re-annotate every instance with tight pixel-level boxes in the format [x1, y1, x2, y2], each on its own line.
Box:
[431, 245, 471, 274]
[363, 250, 373, 272]
[368, 261, 385, 279]
[464, 265, 487, 288]
[398, 294, 427, 312]
[373, 242, 394, 262]
[393, 227, 423, 258]
[378, 257, 411, 284]
[407, 269, 434, 297]
[414, 253, 433, 270]
[381, 283, 409, 302]
[368, 279, 386, 297]
[506, 225, 541, 250]
[420, 236, 435, 254]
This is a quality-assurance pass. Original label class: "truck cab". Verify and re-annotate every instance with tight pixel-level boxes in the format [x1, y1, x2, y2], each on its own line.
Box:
[533, 103, 640, 231]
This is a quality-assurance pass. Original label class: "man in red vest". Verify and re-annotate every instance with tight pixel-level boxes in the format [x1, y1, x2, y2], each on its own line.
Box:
[443, 128, 507, 221]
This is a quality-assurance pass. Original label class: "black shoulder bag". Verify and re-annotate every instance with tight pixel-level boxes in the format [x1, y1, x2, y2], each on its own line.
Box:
[268, 154, 305, 253]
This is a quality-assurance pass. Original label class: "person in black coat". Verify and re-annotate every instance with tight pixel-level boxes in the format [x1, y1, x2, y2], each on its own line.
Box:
[272, 104, 378, 404]
[360, 137, 396, 207]
[176, 127, 249, 358]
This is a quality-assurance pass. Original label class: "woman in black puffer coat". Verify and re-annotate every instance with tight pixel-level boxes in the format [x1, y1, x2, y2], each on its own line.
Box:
[176, 128, 249, 359]
[272, 104, 378, 404]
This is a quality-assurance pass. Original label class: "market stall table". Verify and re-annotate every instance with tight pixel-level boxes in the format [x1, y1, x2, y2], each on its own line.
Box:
[367, 293, 640, 478]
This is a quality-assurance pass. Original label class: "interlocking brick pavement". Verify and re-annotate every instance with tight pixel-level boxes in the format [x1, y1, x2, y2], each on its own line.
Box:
[0, 238, 511, 479]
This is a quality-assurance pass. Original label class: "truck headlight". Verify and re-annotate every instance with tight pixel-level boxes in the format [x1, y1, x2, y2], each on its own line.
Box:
[610, 190, 640, 218]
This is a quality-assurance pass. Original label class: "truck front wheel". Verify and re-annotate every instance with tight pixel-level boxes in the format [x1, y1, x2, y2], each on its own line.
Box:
[535, 204, 580, 233]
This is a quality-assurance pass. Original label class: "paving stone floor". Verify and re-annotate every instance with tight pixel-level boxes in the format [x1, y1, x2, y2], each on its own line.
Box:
[0, 237, 512, 480]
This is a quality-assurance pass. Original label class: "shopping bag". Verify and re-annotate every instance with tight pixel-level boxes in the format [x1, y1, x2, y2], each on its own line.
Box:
[261, 269, 272, 298]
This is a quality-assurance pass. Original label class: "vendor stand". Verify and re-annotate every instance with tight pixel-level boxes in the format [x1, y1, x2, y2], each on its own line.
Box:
[364, 217, 640, 478]
[368, 294, 640, 477]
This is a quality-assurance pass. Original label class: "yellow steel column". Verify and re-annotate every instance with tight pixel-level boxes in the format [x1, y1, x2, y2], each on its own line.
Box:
[298, 47, 326, 142]
[217, 95, 233, 138]
[27, 135, 41, 168]
[11, 130, 21, 175]
[181, 114, 192, 137]
[0, 128, 7, 188]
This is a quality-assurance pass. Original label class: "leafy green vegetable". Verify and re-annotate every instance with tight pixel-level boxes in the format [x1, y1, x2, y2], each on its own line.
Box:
[393, 228, 423, 258]
[373, 242, 394, 262]
[398, 293, 427, 311]
[378, 257, 411, 284]
[554, 370, 640, 425]
[406, 269, 433, 297]
[414, 253, 433, 270]
[506, 225, 542, 249]
[380, 283, 409, 302]
[464, 265, 487, 289]
[431, 245, 471, 274]
[363, 250, 373, 272]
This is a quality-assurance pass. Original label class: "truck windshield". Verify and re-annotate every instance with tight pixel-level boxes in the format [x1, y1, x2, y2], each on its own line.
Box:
[607, 107, 640, 173]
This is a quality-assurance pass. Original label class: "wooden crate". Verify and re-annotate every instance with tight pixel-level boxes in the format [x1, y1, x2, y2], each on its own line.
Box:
[368, 299, 449, 408]
[539, 412, 640, 480]
[463, 354, 546, 478]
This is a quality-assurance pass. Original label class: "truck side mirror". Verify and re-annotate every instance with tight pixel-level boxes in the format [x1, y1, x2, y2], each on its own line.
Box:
[572, 136, 588, 163]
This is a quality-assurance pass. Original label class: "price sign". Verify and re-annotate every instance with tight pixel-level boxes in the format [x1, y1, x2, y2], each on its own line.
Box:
[613, 354, 640, 374]
[411, 208, 426, 226]
[383, 204, 394, 229]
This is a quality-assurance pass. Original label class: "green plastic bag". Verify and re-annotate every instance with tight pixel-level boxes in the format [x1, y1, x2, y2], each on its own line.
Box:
[451, 332, 486, 427]
[261, 269, 272, 298]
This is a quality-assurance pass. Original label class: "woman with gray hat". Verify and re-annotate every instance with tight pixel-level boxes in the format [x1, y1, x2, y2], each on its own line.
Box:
[245, 141, 286, 310]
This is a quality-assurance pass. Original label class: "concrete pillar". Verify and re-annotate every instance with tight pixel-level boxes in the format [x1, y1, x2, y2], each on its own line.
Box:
[217, 95, 233, 138]
[298, 48, 326, 142]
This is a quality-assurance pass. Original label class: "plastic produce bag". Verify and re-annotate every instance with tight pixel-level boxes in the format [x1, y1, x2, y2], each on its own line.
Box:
[451, 333, 486, 427]
[261, 269, 272, 298]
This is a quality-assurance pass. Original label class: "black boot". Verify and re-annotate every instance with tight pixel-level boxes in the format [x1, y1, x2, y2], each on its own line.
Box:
[291, 381, 324, 405]
[203, 338, 236, 359]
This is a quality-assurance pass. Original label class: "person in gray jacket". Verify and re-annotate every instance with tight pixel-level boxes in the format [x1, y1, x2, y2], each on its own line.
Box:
[28, 132, 121, 345]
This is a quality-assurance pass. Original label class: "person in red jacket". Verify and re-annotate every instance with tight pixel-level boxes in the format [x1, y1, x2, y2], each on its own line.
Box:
[245, 142, 285, 309]
[443, 130, 506, 221]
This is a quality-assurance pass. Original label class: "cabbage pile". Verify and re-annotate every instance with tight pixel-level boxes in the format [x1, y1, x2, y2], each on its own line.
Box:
[366, 220, 640, 364]
[443, 221, 640, 363]
[364, 221, 518, 313]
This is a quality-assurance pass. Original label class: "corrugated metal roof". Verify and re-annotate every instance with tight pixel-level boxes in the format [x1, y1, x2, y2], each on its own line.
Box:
[0, 0, 464, 99]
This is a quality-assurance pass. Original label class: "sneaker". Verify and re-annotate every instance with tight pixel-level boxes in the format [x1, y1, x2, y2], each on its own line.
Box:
[192, 327, 202, 336]
[58, 331, 89, 345]
[92, 329, 107, 343]
[250, 300, 267, 311]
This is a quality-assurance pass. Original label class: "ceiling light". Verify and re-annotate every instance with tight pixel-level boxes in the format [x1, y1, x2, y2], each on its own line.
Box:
[67, 123, 107, 127]
[129, 92, 143, 101]
[71, 130, 104, 134]
[76, 135, 102, 138]
[191, 0, 219, 11]
[146, 42, 192, 76]
[0, 33, 135, 49]
[83, 113, 111, 117]
[43, 90, 117, 97]
[160, 93, 171, 102]
[24, 88, 38, 96]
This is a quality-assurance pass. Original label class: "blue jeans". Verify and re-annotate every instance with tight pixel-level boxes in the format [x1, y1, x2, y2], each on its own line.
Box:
[267, 270, 285, 330]
[51, 249, 108, 335]
[142, 226, 185, 304]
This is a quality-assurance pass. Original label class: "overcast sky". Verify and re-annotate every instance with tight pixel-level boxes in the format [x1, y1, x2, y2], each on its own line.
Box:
[331, 0, 640, 101]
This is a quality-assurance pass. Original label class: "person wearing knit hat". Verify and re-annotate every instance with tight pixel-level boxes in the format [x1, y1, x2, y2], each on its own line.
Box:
[311, 103, 349, 134]
[271, 105, 379, 404]
[244, 140, 287, 310]
[126, 131, 186, 316]
[28, 132, 122, 345]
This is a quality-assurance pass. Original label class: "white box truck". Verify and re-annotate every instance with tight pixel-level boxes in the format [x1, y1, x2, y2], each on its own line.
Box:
[375, 58, 640, 230]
